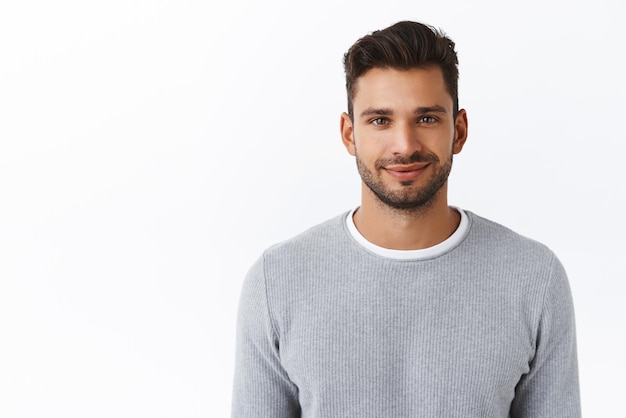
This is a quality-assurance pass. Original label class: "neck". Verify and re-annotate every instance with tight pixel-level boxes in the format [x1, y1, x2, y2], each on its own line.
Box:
[353, 183, 460, 250]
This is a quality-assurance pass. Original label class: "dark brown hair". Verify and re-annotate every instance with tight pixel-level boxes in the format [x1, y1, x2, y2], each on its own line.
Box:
[343, 21, 459, 118]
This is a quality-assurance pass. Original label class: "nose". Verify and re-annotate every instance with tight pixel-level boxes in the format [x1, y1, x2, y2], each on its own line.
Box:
[389, 121, 423, 156]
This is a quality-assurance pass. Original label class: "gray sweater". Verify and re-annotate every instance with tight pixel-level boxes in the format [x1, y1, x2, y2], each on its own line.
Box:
[232, 210, 580, 417]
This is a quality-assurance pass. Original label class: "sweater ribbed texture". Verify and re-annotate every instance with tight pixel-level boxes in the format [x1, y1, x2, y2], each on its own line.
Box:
[232, 211, 580, 417]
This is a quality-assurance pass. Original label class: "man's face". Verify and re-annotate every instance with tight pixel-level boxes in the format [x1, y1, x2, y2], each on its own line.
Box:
[340, 66, 468, 211]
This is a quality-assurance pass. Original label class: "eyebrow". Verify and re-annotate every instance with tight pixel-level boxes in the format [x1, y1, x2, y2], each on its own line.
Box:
[360, 107, 393, 117]
[359, 105, 448, 118]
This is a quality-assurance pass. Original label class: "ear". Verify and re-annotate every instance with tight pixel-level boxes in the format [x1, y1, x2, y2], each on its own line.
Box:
[340, 112, 356, 156]
[452, 109, 468, 154]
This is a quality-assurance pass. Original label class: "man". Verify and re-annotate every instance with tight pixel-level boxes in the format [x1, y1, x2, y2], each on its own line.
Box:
[231, 21, 580, 417]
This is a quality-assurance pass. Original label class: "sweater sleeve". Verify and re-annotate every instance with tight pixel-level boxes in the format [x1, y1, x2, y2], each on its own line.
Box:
[231, 254, 301, 418]
[510, 255, 581, 417]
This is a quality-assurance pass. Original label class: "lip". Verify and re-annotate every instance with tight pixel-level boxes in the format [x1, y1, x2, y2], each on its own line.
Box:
[383, 163, 429, 180]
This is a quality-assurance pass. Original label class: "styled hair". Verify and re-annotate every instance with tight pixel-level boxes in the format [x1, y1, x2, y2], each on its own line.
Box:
[343, 21, 459, 118]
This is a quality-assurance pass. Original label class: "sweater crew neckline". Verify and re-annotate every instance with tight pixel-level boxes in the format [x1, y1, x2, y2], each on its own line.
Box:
[344, 206, 469, 260]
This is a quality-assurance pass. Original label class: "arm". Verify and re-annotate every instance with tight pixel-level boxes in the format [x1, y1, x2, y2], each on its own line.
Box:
[231, 255, 300, 418]
[510, 255, 581, 417]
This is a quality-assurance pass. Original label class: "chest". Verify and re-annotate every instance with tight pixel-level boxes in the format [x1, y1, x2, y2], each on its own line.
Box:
[275, 275, 535, 415]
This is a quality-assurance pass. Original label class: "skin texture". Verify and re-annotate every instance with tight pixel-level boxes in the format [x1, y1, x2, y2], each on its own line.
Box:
[340, 66, 468, 250]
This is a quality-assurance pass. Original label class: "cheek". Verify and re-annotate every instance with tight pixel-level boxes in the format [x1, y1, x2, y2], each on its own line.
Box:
[354, 144, 381, 165]
[354, 133, 387, 156]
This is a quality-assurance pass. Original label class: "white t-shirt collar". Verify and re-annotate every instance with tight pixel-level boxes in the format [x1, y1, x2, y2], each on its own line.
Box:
[345, 206, 469, 260]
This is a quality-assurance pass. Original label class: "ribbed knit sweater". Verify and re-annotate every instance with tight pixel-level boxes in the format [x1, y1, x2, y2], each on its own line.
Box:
[231, 210, 580, 417]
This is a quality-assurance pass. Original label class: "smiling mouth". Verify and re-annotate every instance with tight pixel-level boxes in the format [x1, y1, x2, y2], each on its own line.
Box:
[383, 163, 429, 180]
[385, 163, 429, 171]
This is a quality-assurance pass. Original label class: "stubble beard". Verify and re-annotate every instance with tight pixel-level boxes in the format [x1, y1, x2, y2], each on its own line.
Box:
[355, 149, 453, 213]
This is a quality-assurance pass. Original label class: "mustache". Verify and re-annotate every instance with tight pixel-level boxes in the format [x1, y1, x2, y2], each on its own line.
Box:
[375, 152, 439, 170]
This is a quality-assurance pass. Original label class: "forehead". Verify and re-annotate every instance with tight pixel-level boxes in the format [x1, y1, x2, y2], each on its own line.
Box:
[352, 66, 452, 111]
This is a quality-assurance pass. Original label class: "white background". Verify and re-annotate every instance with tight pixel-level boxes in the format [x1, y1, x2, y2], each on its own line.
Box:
[1, 0, 624, 416]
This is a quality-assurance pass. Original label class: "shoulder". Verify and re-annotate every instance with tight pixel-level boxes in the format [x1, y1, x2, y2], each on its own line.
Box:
[239, 213, 348, 303]
[242, 212, 347, 276]
[463, 210, 567, 298]
[263, 212, 350, 261]
[247, 212, 352, 310]
[465, 210, 556, 263]
[464, 211, 573, 329]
